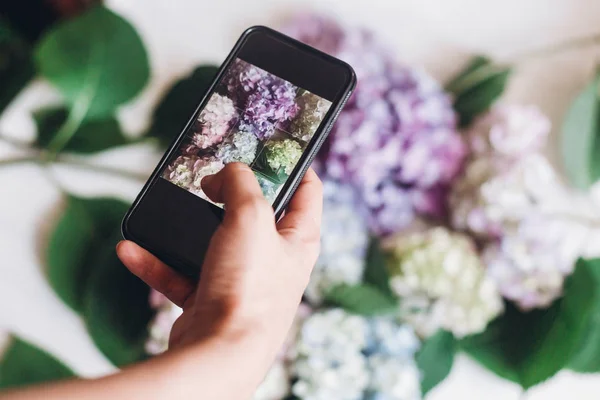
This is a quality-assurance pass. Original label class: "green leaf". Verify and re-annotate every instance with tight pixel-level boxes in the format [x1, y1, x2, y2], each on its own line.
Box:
[252, 148, 288, 185]
[561, 73, 600, 189]
[446, 56, 511, 127]
[569, 259, 600, 372]
[460, 259, 597, 389]
[34, 107, 128, 153]
[0, 18, 35, 116]
[83, 232, 153, 367]
[324, 283, 397, 316]
[148, 65, 218, 147]
[46, 196, 130, 312]
[416, 330, 456, 395]
[34, 5, 149, 120]
[362, 238, 394, 298]
[0, 337, 75, 389]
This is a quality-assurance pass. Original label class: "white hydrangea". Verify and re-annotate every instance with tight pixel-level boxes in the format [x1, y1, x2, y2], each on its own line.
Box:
[304, 181, 369, 305]
[215, 129, 259, 165]
[450, 153, 559, 238]
[145, 290, 183, 355]
[467, 104, 549, 159]
[384, 228, 503, 338]
[365, 319, 421, 400]
[289, 309, 422, 400]
[485, 195, 600, 310]
[290, 309, 370, 400]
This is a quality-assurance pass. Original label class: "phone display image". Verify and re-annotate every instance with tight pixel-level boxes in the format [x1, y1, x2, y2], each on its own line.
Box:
[162, 58, 333, 205]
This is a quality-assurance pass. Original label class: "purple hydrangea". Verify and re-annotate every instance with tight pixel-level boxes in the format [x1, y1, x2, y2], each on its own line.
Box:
[222, 59, 299, 139]
[283, 14, 466, 235]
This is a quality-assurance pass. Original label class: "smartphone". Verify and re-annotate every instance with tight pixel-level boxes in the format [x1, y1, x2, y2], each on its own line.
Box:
[122, 26, 356, 279]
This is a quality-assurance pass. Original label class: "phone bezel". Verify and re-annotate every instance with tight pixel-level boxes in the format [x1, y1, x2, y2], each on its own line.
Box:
[122, 25, 356, 278]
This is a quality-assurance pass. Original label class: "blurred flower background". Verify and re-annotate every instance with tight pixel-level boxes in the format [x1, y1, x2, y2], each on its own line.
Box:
[1, 1, 600, 400]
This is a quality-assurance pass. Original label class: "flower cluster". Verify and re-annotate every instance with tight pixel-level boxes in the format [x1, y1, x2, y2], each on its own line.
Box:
[289, 91, 332, 141]
[384, 227, 503, 337]
[215, 129, 259, 164]
[289, 309, 421, 400]
[163, 59, 331, 204]
[450, 105, 600, 310]
[191, 93, 238, 149]
[284, 14, 467, 235]
[304, 181, 369, 304]
[224, 59, 299, 139]
[265, 139, 303, 175]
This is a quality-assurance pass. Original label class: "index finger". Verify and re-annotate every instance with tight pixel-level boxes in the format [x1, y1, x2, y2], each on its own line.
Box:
[276, 168, 323, 244]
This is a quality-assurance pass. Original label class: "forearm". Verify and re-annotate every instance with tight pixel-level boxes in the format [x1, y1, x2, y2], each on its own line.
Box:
[0, 333, 274, 400]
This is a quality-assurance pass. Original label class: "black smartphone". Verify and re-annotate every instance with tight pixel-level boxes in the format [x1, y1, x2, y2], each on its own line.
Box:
[122, 26, 356, 279]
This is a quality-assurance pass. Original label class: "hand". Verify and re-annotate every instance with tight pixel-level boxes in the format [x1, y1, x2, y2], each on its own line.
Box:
[117, 162, 322, 367]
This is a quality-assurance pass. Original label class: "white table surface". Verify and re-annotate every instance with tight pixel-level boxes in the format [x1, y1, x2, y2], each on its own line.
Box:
[1, 0, 600, 398]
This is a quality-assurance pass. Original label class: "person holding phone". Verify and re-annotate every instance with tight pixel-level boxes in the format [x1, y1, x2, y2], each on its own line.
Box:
[1, 163, 322, 400]
[1, 26, 354, 399]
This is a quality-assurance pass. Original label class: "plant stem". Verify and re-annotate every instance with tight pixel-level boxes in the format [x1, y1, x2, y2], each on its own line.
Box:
[0, 156, 37, 167]
[508, 32, 600, 64]
[0, 134, 32, 151]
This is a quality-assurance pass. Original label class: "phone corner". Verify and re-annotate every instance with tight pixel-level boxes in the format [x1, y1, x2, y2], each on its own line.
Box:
[240, 25, 273, 39]
[340, 61, 357, 91]
[120, 209, 135, 242]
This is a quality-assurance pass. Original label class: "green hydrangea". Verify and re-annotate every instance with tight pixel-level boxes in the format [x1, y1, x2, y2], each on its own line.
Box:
[265, 138, 303, 175]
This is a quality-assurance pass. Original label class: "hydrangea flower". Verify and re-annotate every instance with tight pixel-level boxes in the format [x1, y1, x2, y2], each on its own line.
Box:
[163, 155, 224, 201]
[289, 91, 332, 141]
[215, 129, 259, 165]
[466, 105, 550, 159]
[191, 93, 237, 149]
[450, 154, 559, 239]
[289, 309, 421, 400]
[265, 138, 303, 175]
[223, 59, 299, 139]
[450, 105, 555, 238]
[145, 290, 182, 355]
[383, 227, 503, 338]
[283, 14, 466, 235]
[304, 181, 369, 305]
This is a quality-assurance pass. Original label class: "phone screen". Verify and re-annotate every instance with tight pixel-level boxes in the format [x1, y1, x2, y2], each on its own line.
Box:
[161, 58, 333, 207]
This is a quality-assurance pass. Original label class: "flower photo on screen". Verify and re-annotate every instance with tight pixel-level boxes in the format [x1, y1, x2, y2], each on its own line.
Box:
[161, 58, 332, 205]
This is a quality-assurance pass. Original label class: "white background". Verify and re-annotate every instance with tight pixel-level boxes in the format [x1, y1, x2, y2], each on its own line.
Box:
[1, 0, 599, 398]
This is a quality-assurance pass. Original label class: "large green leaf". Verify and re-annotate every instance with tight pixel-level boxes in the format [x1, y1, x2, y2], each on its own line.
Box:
[34, 107, 128, 154]
[363, 238, 394, 298]
[34, 5, 149, 153]
[561, 72, 600, 189]
[0, 17, 35, 116]
[569, 259, 600, 372]
[0, 337, 75, 389]
[34, 5, 149, 119]
[325, 283, 397, 316]
[446, 56, 511, 127]
[83, 232, 153, 367]
[460, 259, 597, 389]
[46, 196, 130, 312]
[148, 65, 218, 147]
[417, 330, 456, 395]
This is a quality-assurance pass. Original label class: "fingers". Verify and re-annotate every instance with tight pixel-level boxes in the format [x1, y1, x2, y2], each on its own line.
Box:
[201, 163, 273, 227]
[116, 241, 195, 308]
[277, 168, 323, 245]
